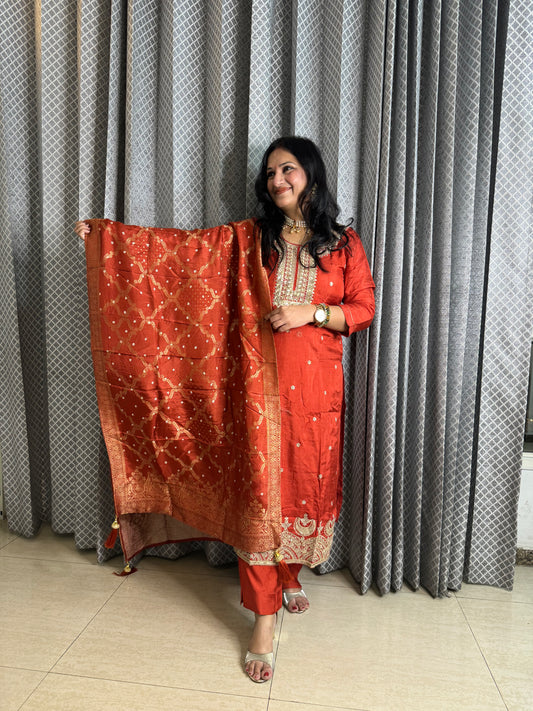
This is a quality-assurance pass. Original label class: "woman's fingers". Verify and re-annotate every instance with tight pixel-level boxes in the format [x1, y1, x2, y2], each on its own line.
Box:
[74, 220, 91, 238]
[265, 304, 313, 331]
[265, 308, 285, 330]
[267, 308, 290, 330]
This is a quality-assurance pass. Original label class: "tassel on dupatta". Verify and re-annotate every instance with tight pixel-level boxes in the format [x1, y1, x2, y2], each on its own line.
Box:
[114, 562, 137, 577]
[104, 517, 120, 549]
[104, 516, 137, 576]
[274, 549, 293, 585]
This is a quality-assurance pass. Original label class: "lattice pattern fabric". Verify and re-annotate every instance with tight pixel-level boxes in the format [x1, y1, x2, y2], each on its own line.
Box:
[0, 1, 530, 595]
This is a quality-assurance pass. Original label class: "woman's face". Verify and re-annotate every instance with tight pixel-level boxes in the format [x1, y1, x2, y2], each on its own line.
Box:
[266, 148, 308, 220]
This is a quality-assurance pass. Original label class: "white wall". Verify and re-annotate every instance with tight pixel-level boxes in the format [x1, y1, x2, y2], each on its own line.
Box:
[0, 447, 3, 518]
[518, 453, 533, 548]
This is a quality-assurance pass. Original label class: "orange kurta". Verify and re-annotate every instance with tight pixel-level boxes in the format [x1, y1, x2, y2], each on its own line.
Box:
[236, 228, 375, 567]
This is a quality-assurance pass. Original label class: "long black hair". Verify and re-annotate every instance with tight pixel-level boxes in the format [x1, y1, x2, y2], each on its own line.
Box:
[254, 136, 351, 270]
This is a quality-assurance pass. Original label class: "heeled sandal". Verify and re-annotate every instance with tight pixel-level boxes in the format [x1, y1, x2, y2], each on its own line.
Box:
[282, 588, 309, 613]
[244, 613, 277, 683]
[244, 650, 274, 683]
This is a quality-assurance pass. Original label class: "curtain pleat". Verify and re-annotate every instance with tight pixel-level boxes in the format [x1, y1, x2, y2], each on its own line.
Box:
[0, 2, 50, 534]
[466, 0, 533, 589]
[0, 0, 531, 593]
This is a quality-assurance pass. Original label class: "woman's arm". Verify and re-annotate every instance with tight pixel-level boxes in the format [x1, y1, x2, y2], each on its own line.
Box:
[266, 232, 375, 334]
[265, 303, 348, 332]
[337, 231, 375, 335]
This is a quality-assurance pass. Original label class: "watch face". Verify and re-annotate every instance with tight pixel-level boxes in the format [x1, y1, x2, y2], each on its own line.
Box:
[315, 307, 326, 322]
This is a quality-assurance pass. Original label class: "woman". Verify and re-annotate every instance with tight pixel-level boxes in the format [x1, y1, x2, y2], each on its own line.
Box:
[75, 136, 375, 683]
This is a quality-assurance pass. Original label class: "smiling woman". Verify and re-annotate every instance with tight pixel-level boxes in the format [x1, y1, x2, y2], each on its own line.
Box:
[266, 148, 308, 221]
[1, 0, 530, 701]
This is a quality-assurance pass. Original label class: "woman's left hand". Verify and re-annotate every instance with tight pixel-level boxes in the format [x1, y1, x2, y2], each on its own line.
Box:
[265, 304, 315, 332]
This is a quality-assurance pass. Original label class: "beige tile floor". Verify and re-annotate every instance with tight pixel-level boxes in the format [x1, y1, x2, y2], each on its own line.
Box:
[1, 520, 531, 711]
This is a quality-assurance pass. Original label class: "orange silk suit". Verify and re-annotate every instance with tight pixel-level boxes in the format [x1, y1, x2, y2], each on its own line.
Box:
[84, 219, 374, 566]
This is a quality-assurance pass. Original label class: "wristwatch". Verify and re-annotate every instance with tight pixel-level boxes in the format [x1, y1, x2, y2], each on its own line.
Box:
[313, 303, 331, 327]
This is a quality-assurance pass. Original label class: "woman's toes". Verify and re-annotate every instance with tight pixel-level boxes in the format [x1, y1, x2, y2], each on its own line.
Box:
[246, 661, 257, 680]
[287, 592, 309, 612]
[247, 660, 270, 681]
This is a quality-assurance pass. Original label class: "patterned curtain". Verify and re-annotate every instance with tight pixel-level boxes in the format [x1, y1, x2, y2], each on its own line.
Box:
[0, 1, 531, 597]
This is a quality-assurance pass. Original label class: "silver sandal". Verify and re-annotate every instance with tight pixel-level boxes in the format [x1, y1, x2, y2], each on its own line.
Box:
[282, 588, 309, 613]
[244, 651, 274, 683]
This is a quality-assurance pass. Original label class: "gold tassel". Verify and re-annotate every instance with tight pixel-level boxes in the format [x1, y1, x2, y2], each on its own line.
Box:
[114, 561, 137, 577]
[274, 549, 292, 585]
[104, 517, 120, 549]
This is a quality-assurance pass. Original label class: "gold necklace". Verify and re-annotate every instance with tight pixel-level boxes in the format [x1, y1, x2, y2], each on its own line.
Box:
[283, 216, 308, 234]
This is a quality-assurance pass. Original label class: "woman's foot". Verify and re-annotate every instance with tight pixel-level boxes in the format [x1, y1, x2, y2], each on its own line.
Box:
[245, 613, 276, 682]
[282, 587, 310, 613]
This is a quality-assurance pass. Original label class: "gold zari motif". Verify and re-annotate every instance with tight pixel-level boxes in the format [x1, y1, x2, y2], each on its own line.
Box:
[235, 515, 335, 568]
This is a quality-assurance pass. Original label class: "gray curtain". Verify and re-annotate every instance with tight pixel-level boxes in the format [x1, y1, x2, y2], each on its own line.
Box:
[0, 1, 531, 597]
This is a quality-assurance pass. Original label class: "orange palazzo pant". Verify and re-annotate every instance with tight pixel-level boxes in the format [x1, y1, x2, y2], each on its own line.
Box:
[238, 559, 303, 615]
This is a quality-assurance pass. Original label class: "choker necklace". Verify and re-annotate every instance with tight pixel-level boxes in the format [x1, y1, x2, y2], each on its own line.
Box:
[283, 216, 308, 234]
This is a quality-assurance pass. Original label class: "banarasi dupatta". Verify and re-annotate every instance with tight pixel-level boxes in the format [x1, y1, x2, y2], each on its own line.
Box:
[83, 218, 281, 565]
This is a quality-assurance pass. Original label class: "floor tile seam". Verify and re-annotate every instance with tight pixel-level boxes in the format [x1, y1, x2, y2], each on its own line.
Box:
[0, 528, 19, 541]
[0, 552, 102, 567]
[15, 669, 48, 711]
[454, 594, 533, 606]
[455, 596, 511, 711]
[0, 664, 48, 673]
[267, 695, 370, 711]
[319, 581, 453, 598]
[40, 669, 269, 701]
[259, 611, 284, 701]
[0, 540, 19, 551]
[47, 575, 129, 675]
[268, 615, 373, 711]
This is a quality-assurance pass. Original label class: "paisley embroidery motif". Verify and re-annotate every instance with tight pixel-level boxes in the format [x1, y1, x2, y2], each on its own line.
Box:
[294, 513, 317, 537]
[235, 514, 335, 567]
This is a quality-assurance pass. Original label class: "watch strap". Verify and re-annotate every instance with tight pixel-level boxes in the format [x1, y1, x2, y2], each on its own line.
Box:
[314, 303, 331, 327]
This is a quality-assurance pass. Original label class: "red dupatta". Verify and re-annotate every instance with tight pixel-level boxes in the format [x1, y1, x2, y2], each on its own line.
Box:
[83, 218, 281, 562]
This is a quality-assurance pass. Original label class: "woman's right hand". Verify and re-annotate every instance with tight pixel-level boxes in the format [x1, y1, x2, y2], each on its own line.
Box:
[74, 220, 91, 239]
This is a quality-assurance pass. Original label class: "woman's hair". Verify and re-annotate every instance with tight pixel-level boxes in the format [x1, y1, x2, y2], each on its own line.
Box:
[254, 136, 351, 270]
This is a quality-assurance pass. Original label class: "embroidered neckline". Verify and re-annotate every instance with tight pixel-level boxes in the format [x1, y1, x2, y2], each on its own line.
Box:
[273, 241, 317, 306]
[282, 236, 308, 247]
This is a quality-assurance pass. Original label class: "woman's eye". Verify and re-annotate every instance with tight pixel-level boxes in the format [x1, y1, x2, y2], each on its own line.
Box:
[283, 166, 293, 173]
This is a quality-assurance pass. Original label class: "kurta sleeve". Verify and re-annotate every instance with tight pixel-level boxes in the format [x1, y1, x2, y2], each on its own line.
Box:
[339, 229, 375, 336]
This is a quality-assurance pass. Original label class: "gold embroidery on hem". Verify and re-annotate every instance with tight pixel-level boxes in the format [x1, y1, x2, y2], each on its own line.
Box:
[235, 516, 335, 567]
